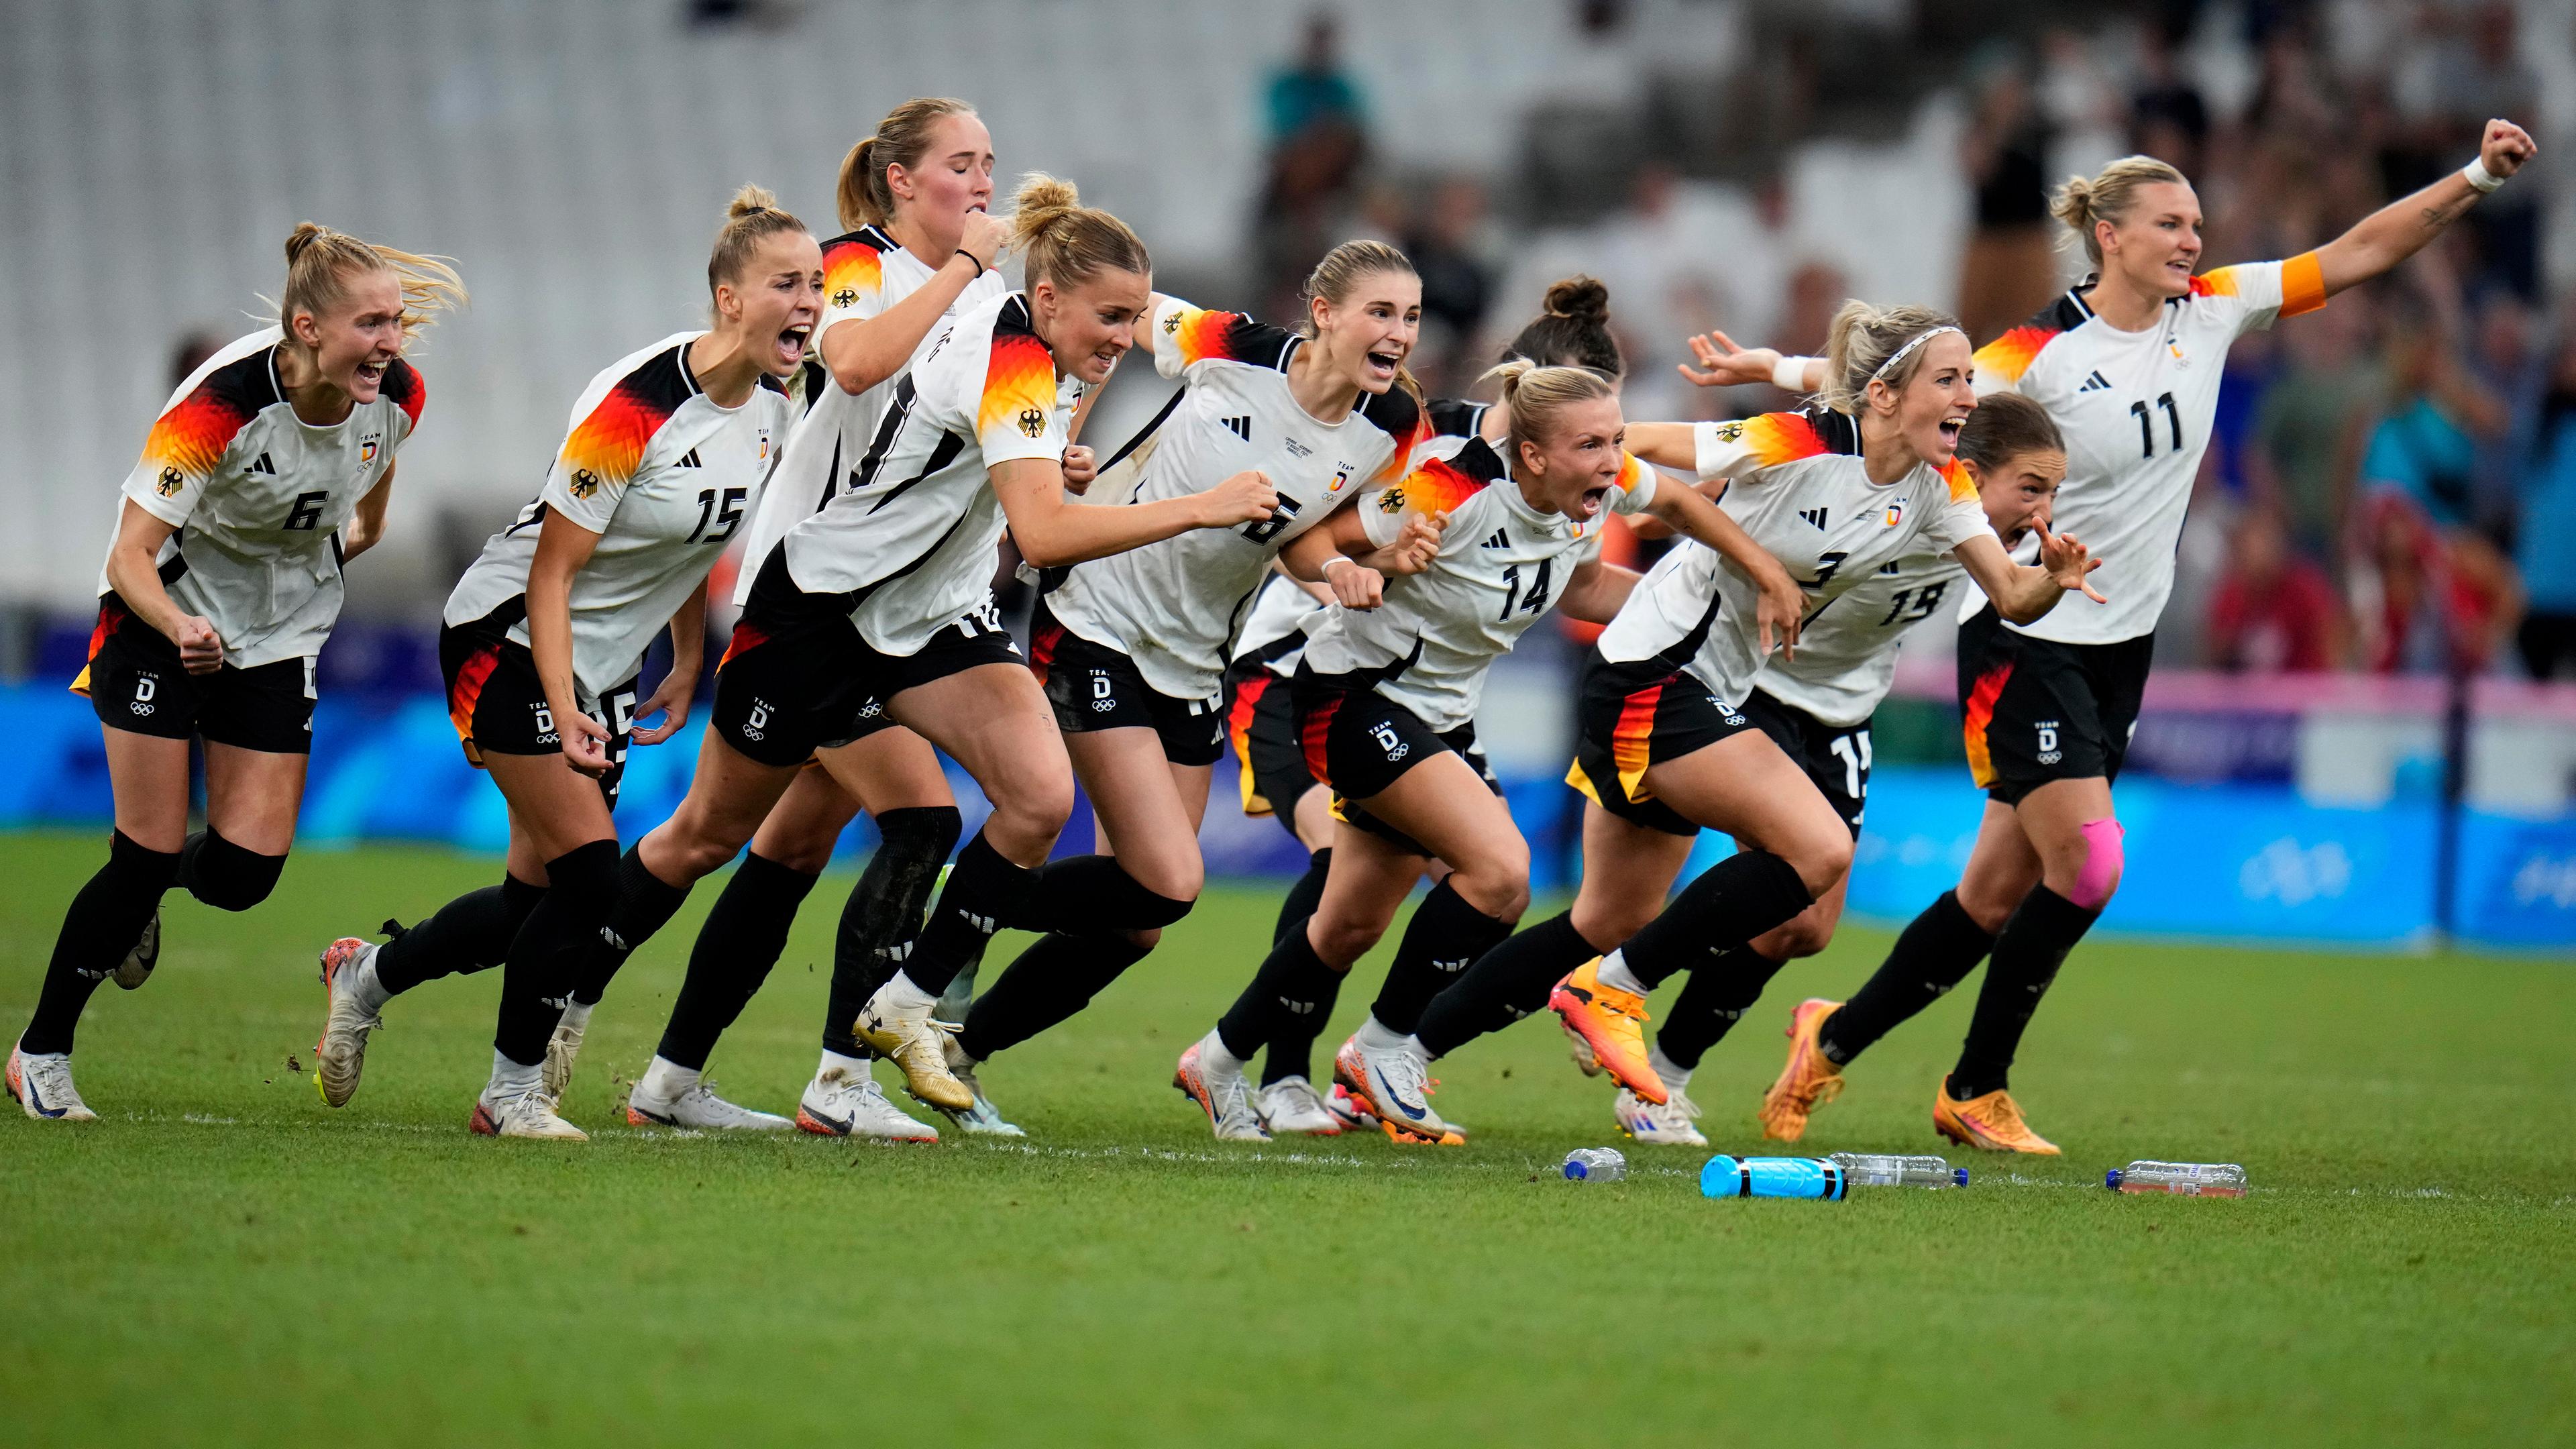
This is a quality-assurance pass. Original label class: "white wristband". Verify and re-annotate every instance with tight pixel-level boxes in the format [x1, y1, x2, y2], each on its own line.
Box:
[1320, 555, 1356, 576]
[2463, 157, 2504, 193]
[1772, 354, 1817, 392]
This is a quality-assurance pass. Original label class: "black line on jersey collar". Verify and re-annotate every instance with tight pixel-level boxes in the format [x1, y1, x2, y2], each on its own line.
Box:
[859, 224, 898, 254]
[2066, 279, 2098, 320]
[1101, 384, 1186, 474]
[676, 339, 704, 399]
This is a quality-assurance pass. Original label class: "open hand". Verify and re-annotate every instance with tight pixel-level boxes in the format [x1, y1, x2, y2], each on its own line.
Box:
[1678, 330, 1784, 390]
[2038, 523, 2107, 603]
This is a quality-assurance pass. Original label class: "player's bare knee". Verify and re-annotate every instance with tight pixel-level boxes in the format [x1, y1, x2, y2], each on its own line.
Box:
[1768, 912, 1835, 961]
[1790, 830, 1854, 900]
[2061, 817, 2125, 910]
[1452, 862, 1529, 924]
[1120, 926, 1163, 952]
[1571, 895, 1658, 953]
[1310, 914, 1383, 967]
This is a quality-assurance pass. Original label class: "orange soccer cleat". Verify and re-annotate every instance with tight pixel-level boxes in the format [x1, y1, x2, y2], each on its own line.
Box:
[1758, 998, 1846, 1142]
[1549, 960, 1664, 1106]
[1932, 1077, 2061, 1155]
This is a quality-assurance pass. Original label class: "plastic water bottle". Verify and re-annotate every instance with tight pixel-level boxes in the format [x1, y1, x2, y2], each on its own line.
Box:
[1562, 1148, 1626, 1181]
[2106, 1161, 2246, 1197]
[1830, 1152, 1969, 1189]
[1700, 1155, 1847, 1200]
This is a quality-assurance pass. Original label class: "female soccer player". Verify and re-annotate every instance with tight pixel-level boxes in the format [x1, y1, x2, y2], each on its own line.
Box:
[1180, 362, 1802, 1142]
[584, 174, 1274, 1121]
[311, 187, 814, 1140]
[1759, 121, 2536, 1155]
[1580, 393, 2069, 1146]
[928, 239, 1439, 1122]
[1217, 276, 1638, 1134]
[572, 99, 1018, 1144]
[1389, 305, 2104, 1138]
[8, 225, 460, 1122]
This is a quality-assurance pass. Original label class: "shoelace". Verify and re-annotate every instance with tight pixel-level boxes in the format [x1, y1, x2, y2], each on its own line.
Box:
[1377, 1050, 1434, 1110]
[28, 1057, 80, 1106]
[1974, 1093, 2025, 1135]
[1662, 1088, 1702, 1122]
[1270, 1079, 1329, 1120]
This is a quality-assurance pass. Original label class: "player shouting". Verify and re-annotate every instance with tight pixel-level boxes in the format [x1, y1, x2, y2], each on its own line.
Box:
[11, 224, 460, 1122]
[1757, 121, 2537, 1155]
[311, 187, 813, 1139]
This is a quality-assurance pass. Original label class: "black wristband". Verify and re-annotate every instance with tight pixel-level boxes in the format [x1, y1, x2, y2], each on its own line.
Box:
[956, 248, 986, 272]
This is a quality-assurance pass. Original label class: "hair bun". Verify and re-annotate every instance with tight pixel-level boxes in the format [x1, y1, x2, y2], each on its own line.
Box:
[283, 221, 329, 265]
[728, 183, 780, 220]
[1541, 275, 1610, 325]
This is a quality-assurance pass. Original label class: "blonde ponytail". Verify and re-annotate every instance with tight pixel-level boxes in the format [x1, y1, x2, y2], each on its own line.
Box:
[837, 97, 979, 231]
[275, 222, 465, 344]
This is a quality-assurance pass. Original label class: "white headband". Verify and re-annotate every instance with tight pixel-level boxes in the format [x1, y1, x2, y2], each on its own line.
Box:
[1868, 325, 1964, 386]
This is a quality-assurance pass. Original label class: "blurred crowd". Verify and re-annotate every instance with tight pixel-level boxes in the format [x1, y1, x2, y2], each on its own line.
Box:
[1251, 0, 2576, 682]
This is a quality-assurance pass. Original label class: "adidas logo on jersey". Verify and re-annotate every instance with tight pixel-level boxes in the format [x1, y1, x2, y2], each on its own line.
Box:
[676, 448, 704, 468]
[1220, 415, 1251, 442]
[1482, 528, 1509, 549]
[2076, 370, 2113, 392]
[1798, 506, 1829, 530]
[248, 452, 277, 476]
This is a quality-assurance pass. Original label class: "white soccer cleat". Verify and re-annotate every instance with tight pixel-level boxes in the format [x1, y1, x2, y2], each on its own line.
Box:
[627, 1075, 792, 1132]
[936, 1034, 1024, 1137]
[314, 936, 383, 1109]
[1174, 1036, 1269, 1142]
[1326, 1081, 1376, 1131]
[1615, 1085, 1707, 1146]
[7, 1042, 97, 1122]
[1254, 1075, 1342, 1136]
[542, 1002, 592, 1103]
[470, 1081, 586, 1141]
[796, 1065, 939, 1142]
[113, 910, 162, 991]
[1331, 1033, 1450, 1142]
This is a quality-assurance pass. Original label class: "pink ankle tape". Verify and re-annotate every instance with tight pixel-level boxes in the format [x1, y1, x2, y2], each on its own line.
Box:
[2070, 818, 2125, 910]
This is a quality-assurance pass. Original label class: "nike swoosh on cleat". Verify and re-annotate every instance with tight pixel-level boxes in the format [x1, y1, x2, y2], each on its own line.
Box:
[1372, 1067, 1428, 1120]
[803, 1108, 853, 1134]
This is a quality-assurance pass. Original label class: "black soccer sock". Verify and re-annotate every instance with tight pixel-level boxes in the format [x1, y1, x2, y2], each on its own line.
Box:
[653, 852, 820, 1071]
[1271, 847, 1332, 945]
[903, 830, 1038, 998]
[491, 840, 620, 1067]
[1367, 881, 1515, 1037]
[1215, 920, 1345, 1063]
[1818, 890, 1996, 1066]
[1412, 910, 1595, 1059]
[1258, 965, 1346, 1087]
[20, 830, 180, 1056]
[1022, 854, 1198, 934]
[372, 873, 547, 997]
[824, 806, 960, 1057]
[953, 931, 1155, 1060]
[1949, 885, 2096, 1099]
[176, 826, 286, 912]
[1654, 946, 1788, 1071]
[1617, 849, 1812, 989]
[572, 845, 694, 1006]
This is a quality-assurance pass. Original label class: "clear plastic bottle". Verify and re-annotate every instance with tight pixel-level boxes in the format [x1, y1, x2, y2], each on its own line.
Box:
[1830, 1152, 1969, 1188]
[1562, 1147, 1627, 1181]
[1699, 1155, 1848, 1200]
[2106, 1161, 2246, 1197]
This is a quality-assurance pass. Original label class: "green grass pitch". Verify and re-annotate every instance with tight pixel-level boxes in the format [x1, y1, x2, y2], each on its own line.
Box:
[3, 829, 2571, 1446]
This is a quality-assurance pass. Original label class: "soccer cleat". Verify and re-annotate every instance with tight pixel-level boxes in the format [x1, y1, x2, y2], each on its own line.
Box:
[470, 1081, 586, 1141]
[1550, 960, 1664, 1105]
[1331, 1034, 1449, 1142]
[1615, 1085, 1707, 1146]
[854, 994, 973, 1113]
[541, 1003, 591, 1103]
[1326, 1081, 1376, 1131]
[313, 937, 382, 1109]
[795, 1065, 939, 1142]
[113, 910, 161, 991]
[7, 1042, 97, 1122]
[1253, 1075, 1342, 1136]
[1758, 997, 1846, 1142]
[1173, 1038, 1269, 1142]
[627, 1077, 793, 1132]
[936, 1036, 1024, 1137]
[1561, 1015, 1602, 1077]
[1933, 1078, 2061, 1155]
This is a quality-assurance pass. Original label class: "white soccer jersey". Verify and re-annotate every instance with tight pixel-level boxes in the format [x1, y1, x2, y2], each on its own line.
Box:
[1044, 297, 1424, 701]
[1973, 254, 2325, 644]
[1224, 397, 1492, 680]
[95, 327, 423, 669]
[1303, 435, 1656, 732]
[1756, 549, 1966, 727]
[733, 227, 1009, 607]
[782, 290, 1085, 654]
[445, 333, 790, 700]
[1596, 409, 1994, 707]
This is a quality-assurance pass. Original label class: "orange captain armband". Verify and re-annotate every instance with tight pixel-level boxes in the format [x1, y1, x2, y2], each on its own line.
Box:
[2279, 252, 2326, 319]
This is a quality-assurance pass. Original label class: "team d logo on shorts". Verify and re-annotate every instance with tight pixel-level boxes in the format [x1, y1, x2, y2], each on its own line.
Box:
[1369, 722, 1409, 761]
[129, 674, 157, 716]
[1089, 672, 1116, 712]
[2035, 720, 2062, 765]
